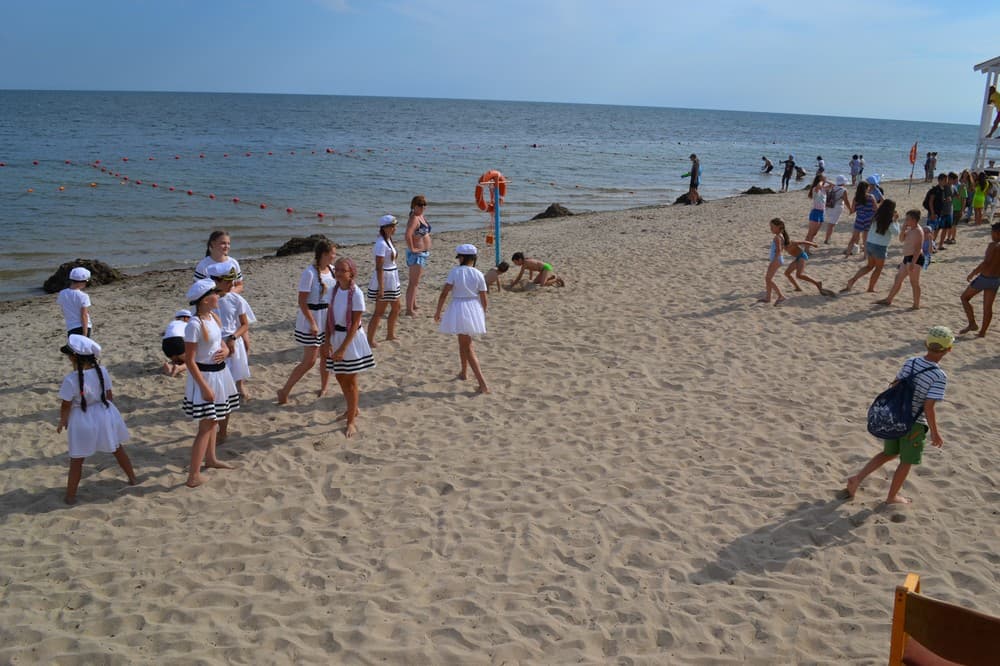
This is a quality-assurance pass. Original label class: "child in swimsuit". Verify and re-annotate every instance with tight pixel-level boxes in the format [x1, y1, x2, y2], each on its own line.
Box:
[959, 222, 1000, 337]
[484, 261, 509, 293]
[510, 253, 565, 288]
[784, 239, 834, 297]
[759, 218, 788, 305]
[877, 209, 926, 310]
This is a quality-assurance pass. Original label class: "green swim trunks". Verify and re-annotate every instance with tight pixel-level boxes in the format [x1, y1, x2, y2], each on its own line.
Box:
[883, 422, 929, 465]
[542, 262, 553, 272]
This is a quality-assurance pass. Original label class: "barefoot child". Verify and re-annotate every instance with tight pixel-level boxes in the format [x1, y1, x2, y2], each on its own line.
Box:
[182, 279, 238, 487]
[320, 257, 376, 438]
[208, 261, 251, 441]
[57, 267, 93, 337]
[57, 335, 136, 504]
[484, 261, 509, 293]
[435, 244, 490, 394]
[366, 215, 402, 347]
[759, 218, 787, 305]
[877, 210, 927, 309]
[510, 252, 565, 288]
[959, 222, 1000, 337]
[784, 237, 834, 296]
[840, 199, 899, 294]
[161, 309, 191, 377]
[845, 326, 952, 505]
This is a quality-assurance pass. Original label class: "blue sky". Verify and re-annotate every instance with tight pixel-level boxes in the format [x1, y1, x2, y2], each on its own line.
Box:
[1, 0, 997, 124]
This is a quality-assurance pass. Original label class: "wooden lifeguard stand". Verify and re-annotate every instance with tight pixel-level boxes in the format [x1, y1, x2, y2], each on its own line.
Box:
[972, 55, 1000, 172]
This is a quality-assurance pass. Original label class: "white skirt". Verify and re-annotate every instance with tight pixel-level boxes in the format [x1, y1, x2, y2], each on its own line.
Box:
[825, 204, 844, 226]
[67, 403, 130, 458]
[183, 366, 240, 420]
[226, 337, 251, 382]
[324, 327, 375, 374]
[439, 297, 486, 336]
[294, 303, 329, 346]
[367, 268, 401, 302]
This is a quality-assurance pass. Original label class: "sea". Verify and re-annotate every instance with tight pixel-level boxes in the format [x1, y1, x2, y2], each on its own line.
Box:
[0, 90, 980, 301]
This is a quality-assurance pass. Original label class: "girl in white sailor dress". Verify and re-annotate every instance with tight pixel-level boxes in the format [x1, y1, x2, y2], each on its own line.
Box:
[321, 257, 375, 438]
[57, 335, 136, 504]
[182, 279, 238, 488]
[366, 215, 402, 347]
[435, 244, 490, 394]
[277, 240, 337, 404]
[211, 265, 252, 405]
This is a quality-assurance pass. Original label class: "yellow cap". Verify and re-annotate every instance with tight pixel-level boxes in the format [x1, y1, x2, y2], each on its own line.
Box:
[926, 325, 954, 351]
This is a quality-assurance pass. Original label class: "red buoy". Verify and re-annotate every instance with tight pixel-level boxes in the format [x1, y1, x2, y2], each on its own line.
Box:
[232, 197, 240, 203]
[199, 153, 205, 158]
[223, 153, 229, 158]
[32, 160, 39, 165]
[122, 157, 128, 162]
[187, 190, 193, 195]
[285, 207, 294, 214]
[123, 176, 129, 181]
[0, 162, 6, 167]
[135, 180, 142, 185]
[290, 151, 295, 155]
[267, 151, 272, 156]
[65, 160, 71, 164]
[148, 156, 155, 160]
[326, 148, 332, 153]
[317, 212, 324, 218]
[152, 183, 158, 188]
[209, 194, 216, 199]
[169, 186, 175, 191]
[174, 155, 180, 160]
[260, 203, 267, 209]
[94, 160, 101, 164]
[245, 152, 251, 157]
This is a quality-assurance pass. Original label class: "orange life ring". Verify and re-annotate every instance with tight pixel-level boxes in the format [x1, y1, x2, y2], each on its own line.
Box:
[475, 170, 507, 212]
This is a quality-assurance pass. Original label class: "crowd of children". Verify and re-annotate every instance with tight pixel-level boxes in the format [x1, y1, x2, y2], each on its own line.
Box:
[54, 197, 571, 501]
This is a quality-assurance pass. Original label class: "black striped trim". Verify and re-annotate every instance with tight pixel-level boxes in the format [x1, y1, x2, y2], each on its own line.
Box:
[294, 330, 325, 346]
[182, 393, 241, 420]
[325, 354, 375, 374]
[367, 287, 401, 301]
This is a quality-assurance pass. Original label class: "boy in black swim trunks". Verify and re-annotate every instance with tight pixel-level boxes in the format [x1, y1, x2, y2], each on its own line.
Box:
[959, 222, 1000, 337]
[877, 210, 926, 310]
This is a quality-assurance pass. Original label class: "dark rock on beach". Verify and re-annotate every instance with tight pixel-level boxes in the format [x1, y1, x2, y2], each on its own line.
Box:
[532, 203, 575, 220]
[673, 193, 705, 205]
[43, 259, 124, 293]
[744, 186, 775, 195]
[276, 234, 334, 257]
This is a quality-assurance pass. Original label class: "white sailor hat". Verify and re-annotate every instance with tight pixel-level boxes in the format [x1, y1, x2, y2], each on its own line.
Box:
[379, 214, 397, 227]
[186, 278, 218, 304]
[455, 243, 478, 256]
[69, 267, 91, 282]
[63, 334, 101, 357]
[174, 309, 192, 318]
[206, 260, 238, 280]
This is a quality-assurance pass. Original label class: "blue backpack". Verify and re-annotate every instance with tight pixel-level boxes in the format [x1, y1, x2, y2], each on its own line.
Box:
[867, 365, 936, 439]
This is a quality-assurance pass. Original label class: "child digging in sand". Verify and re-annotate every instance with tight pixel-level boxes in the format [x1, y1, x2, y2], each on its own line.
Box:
[959, 222, 1000, 337]
[845, 326, 952, 505]
[509, 252, 565, 288]
[484, 262, 509, 293]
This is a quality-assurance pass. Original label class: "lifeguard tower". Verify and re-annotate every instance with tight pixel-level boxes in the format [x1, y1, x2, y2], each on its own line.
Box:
[972, 55, 1000, 173]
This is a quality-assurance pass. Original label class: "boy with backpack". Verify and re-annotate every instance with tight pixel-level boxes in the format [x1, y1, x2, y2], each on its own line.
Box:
[845, 325, 953, 505]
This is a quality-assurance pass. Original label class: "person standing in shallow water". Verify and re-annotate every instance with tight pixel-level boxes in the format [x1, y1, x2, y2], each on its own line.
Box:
[405, 195, 431, 316]
[686, 154, 701, 204]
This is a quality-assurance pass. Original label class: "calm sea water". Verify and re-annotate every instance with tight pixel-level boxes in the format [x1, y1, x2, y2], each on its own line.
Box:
[0, 90, 979, 300]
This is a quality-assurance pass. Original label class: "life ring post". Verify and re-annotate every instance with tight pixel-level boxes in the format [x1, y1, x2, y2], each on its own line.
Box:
[474, 169, 506, 266]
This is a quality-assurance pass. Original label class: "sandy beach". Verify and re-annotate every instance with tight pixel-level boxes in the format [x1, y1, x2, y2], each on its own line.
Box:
[1, 181, 998, 664]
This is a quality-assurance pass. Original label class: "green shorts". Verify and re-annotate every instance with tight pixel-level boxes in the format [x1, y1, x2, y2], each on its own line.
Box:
[541, 263, 553, 273]
[883, 423, 929, 465]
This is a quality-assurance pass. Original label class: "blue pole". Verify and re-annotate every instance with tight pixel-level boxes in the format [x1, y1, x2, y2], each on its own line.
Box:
[493, 183, 501, 266]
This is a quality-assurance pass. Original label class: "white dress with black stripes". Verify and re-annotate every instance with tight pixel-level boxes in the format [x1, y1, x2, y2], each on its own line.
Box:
[193, 256, 243, 282]
[367, 236, 401, 302]
[182, 315, 240, 420]
[294, 264, 335, 346]
[216, 292, 252, 382]
[324, 284, 375, 375]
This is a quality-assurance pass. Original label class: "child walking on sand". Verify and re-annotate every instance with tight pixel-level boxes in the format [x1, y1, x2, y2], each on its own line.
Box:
[759, 218, 787, 305]
[843, 182, 878, 258]
[845, 326, 952, 505]
[877, 210, 927, 310]
[804, 173, 830, 243]
[57, 335, 136, 504]
[320, 257, 376, 438]
[182, 279, 238, 487]
[784, 237, 834, 296]
[435, 244, 490, 394]
[959, 222, 1000, 337]
[840, 199, 900, 294]
[510, 252, 565, 288]
[57, 266, 93, 337]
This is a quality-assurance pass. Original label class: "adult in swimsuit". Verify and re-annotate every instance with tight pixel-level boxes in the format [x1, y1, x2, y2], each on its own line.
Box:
[405, 194, 432, 316]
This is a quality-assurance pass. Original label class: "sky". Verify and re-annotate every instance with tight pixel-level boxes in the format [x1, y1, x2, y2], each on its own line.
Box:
[1, 0, 998, 125]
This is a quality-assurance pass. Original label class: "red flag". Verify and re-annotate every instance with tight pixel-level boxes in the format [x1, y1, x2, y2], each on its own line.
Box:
[909, 142, 918, 165]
